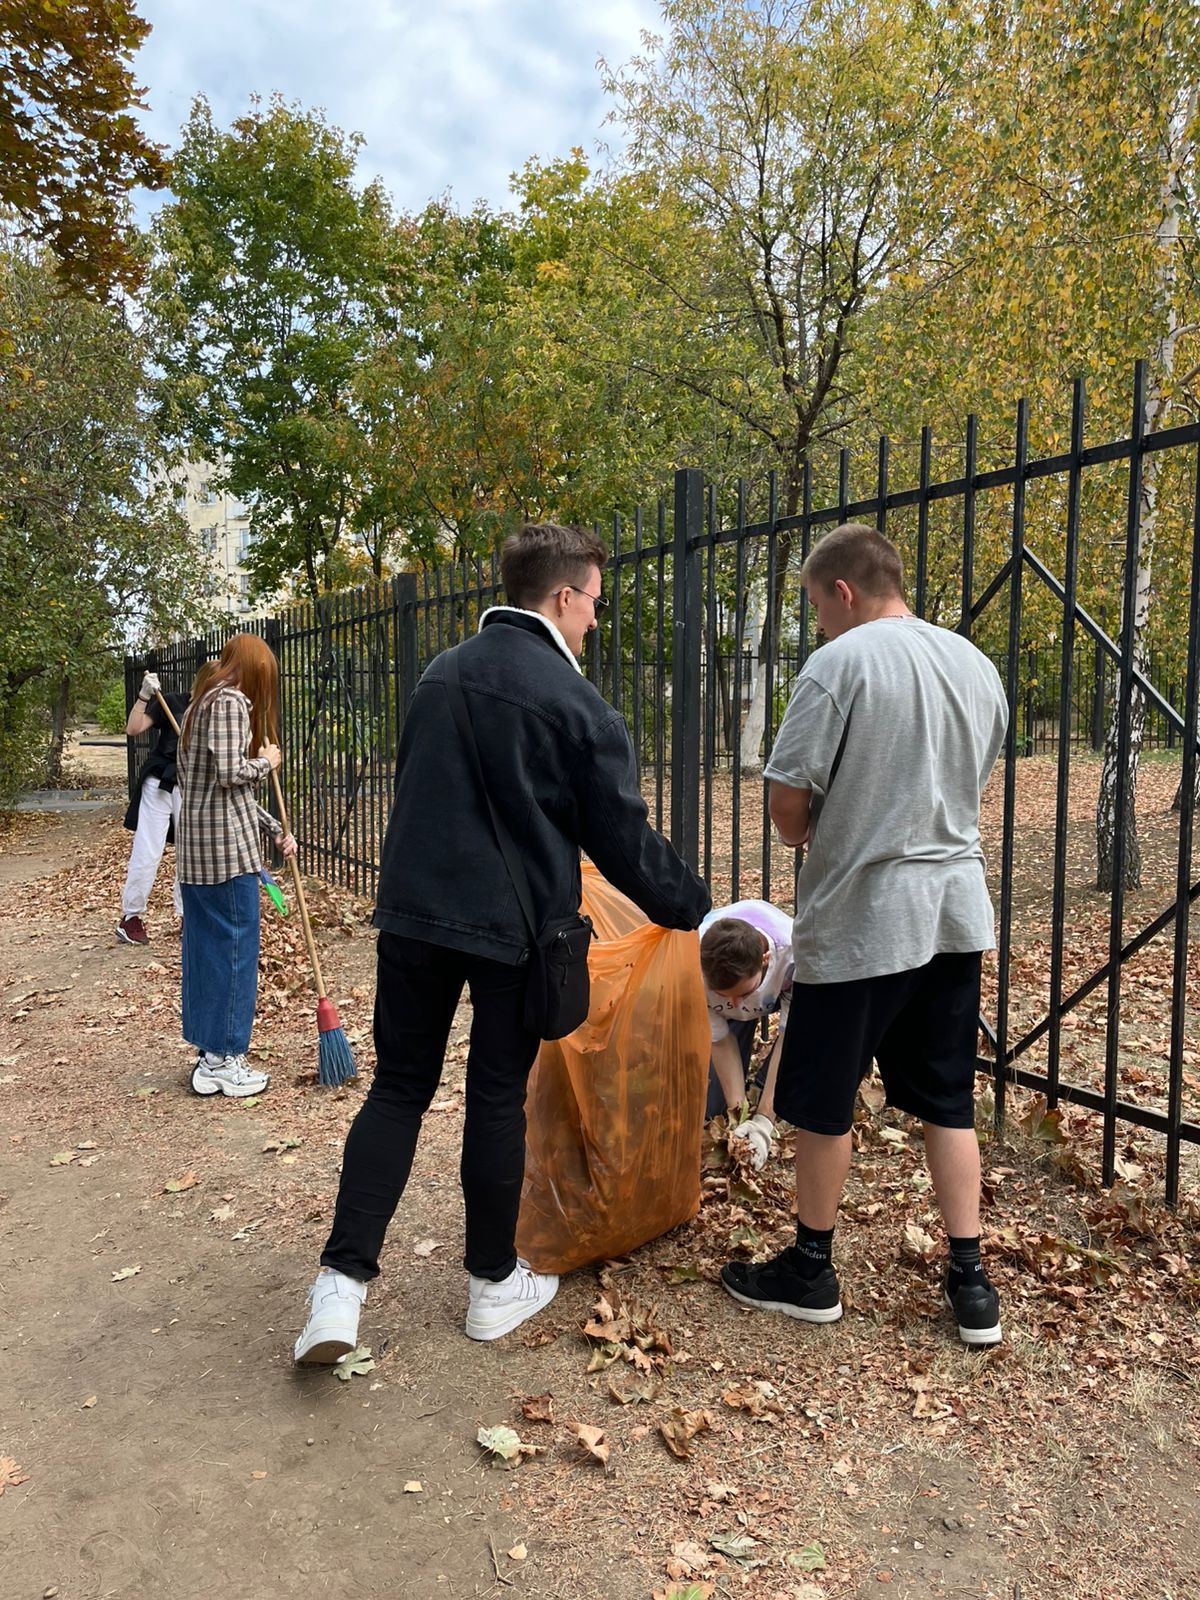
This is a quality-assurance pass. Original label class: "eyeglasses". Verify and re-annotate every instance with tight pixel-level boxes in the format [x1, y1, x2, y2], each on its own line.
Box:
[561, 585, 609, 616]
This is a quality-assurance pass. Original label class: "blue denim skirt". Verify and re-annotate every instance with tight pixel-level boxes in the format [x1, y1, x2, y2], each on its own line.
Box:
[181, 874, 260, 1057]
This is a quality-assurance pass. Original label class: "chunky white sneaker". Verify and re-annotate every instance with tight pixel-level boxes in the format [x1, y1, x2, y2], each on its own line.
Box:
[190, 1054, 270, 1098]
[294, 1268, 367, 1364]
[465, 1258, 558, 1342]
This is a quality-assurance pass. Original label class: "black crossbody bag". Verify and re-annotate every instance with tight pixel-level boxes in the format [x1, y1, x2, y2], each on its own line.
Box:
[443, 647, 593, 1040]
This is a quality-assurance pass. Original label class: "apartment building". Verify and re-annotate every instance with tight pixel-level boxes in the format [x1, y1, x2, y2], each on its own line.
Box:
[173, 460, 274, 621]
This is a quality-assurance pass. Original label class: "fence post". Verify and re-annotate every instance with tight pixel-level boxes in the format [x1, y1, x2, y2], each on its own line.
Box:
[264, 616, 284, 831]
[671, 468, 704, 871]
[124, 653, 140, 803]
[395, 572, 419, 718]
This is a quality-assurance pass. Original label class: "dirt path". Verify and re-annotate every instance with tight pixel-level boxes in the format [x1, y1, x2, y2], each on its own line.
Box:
[3, 804, 1200, 1600]
[0, 809, 631, 1600]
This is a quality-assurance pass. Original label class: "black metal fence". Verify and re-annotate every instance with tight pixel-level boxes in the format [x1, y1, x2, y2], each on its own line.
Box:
[130, 362, 1200, 1200]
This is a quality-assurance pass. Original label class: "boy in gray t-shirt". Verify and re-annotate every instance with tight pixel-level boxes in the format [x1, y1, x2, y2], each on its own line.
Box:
[721, 523, 1008, 1347]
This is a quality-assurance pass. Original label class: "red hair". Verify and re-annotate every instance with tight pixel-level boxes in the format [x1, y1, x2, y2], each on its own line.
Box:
[181, 633, 280, 754]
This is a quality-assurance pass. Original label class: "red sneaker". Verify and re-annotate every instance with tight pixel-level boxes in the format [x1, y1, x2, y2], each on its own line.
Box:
[116, 915, 149, 946]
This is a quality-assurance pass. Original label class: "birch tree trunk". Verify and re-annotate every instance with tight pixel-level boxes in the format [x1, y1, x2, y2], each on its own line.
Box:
[740, 641, 770, 774]
[1095, 85, 1197, 891]
[738, 529, 795, 775]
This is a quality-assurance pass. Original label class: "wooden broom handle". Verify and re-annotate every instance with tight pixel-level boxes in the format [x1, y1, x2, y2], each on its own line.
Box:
[269, 768, 327, 999]
[151, 687, 181, 736]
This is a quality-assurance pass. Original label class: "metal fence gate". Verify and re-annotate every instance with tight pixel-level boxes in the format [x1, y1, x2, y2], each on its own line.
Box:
[129, 363, 1200, 1199]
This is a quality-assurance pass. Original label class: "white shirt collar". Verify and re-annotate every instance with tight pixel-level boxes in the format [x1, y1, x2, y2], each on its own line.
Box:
[478, 605, 583, 673]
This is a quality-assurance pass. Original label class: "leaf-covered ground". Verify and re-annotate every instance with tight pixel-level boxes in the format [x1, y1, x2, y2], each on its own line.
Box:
[2, 767, 1199, 1600]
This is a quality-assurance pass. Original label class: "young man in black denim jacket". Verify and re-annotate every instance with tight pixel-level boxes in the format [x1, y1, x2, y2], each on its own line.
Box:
[295, 523, 710, 1360]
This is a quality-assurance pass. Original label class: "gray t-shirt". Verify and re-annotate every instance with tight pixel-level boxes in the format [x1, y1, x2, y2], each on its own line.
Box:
[764, 616, 1008, 984]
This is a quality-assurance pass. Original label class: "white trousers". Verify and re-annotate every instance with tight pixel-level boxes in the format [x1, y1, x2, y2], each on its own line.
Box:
[121, 777, 183, 918]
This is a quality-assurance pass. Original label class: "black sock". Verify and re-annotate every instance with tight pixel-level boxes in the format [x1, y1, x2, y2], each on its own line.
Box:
[948, 1234, 986, 1289]
[791, 1220, 834, 1279]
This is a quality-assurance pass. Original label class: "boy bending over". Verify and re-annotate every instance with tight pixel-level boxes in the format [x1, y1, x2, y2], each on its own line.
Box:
[700, 900, 793, 1170]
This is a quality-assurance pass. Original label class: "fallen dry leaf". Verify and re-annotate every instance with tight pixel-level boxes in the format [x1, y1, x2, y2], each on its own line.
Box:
[720, 1380, 785, 1421]
[902, 1220, 938, 1260]
[659, 1407, 714, 1460]
[708, 1530, 765, 1566]
[111, 1265, 141, 1282]
[163, 1170, 199, 1193]
[251, 1470, 268, 1480]
[788, 1542, 827, 1573]
[403, 1481, 422, 1493]
[570, 1421, 612, 1472]
[333, 1346, 375, 1381]
[0, 1456, 30, 1494]
[520, 1392, 555, 1424]
[412, 1238, 442, 1257]
[669, 1538, 710, 1573]
[608, 1367, 660, 1405]
[507, 1543, 527, 1561]
[476, 1424, 542, 1465]
[81, 1395, 97, 1409]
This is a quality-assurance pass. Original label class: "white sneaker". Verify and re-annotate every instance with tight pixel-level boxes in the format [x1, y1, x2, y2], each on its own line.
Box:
[294, 1268, 367, 1364]
[465, 1258, 559, 1342]
[190, 1054, 270, 1098]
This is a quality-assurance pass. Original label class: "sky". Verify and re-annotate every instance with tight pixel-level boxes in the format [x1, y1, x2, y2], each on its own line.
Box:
[131, 0, 664, 221]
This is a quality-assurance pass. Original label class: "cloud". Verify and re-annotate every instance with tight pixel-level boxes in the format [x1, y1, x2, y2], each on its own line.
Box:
[132, 0, 663, 218]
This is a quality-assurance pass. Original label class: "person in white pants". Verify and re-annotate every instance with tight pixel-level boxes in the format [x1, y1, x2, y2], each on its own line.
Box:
[117, 671, 188, 946]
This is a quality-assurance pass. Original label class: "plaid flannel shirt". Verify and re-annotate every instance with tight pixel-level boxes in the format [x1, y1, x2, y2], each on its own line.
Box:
[177, 687, 281, 885]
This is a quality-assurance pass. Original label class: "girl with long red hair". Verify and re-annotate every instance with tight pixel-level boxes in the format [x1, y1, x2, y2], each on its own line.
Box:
[177, 632, 297, 1098]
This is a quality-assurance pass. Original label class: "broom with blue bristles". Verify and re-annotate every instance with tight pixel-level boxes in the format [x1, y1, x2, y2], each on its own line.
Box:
[154, 690, 355, 1086]
[268, 768, 357, 1086]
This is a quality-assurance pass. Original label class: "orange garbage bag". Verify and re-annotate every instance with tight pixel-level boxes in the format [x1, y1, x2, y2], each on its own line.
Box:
[516, 862, 711, 1275]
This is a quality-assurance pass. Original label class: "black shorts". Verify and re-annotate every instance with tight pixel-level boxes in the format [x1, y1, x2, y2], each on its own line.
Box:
[773, 952, 983, 1136]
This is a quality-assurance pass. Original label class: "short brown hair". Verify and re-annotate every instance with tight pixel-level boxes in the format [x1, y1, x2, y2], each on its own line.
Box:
[700, 918, 766, 991]
[801, 523, 904, 599]
[500, 522, 609, 609]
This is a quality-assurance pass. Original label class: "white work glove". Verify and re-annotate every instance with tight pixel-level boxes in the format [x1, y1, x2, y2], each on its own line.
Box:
[138, 670, 161, 701]
[729, 1112, 774, 1172]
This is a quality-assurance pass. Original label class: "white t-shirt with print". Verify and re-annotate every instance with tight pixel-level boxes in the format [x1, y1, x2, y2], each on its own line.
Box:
[700, 899, 794, 1044]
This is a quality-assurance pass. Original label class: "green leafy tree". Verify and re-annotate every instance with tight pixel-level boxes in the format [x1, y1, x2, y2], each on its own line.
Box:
[149, 97, 400, 605]
[0, 239, 210, 796]
[353, 199, 525, 568]
[598, 0, 965, 767]
[0, 0, 169, 296]
[861, 0, 1200, 888]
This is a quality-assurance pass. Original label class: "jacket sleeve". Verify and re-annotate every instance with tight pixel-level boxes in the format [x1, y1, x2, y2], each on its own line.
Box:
[255, 801, 283, 839]
[570, 714, 711, 930]
[208, 693, 272, 790]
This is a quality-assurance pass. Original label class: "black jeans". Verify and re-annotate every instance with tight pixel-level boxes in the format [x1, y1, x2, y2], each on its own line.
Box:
[320, 932, 541, 1283]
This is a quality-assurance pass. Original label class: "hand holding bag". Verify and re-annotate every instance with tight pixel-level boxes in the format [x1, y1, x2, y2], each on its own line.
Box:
[443, 647, 593, 1040]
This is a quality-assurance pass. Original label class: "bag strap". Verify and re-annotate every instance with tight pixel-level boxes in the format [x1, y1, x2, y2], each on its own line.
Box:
[443, 646, 540, 945]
